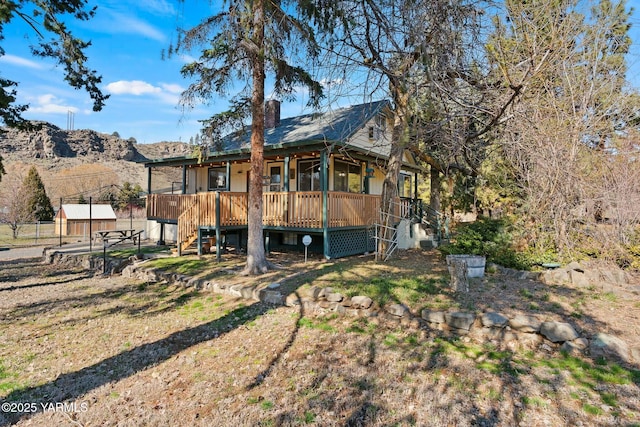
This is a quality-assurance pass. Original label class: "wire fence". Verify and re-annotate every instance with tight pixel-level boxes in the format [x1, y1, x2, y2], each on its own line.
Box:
[0, 197, 148, 247]
[0, 219, 148, 247]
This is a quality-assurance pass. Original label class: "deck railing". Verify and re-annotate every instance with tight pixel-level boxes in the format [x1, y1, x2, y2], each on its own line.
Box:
[149, 191, 387, 230]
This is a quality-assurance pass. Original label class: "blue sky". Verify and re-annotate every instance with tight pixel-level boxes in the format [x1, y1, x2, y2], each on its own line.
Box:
[1, 0, 640, 145]
[0, 0, 319, 144]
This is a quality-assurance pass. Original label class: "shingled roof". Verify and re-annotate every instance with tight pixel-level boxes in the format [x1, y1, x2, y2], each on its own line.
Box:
[217, 99, 390, 152]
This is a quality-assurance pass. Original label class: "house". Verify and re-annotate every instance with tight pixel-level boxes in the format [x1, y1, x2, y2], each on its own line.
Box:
[144, 100, 426, 259]
[54, 204, 117, 236]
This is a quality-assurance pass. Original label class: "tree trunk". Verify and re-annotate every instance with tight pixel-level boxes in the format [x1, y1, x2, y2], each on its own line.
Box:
[243, 0, 270, 275]
[379, 95, 409, 260]
[429, 165, 441, 215]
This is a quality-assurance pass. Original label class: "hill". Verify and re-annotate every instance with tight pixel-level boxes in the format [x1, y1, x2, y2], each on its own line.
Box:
[0, 122, 191, 202]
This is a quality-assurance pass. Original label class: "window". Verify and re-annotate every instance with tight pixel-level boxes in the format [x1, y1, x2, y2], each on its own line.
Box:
[334, 160, 362, 193]
[268, 165, 281, 192]
[208, 167, 227, 191]
[398, 173, 412, 198]
[298, 160, 320, 191]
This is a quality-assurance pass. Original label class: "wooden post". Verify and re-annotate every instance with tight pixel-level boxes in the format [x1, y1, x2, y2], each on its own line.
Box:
[321, 150, 329, 259]
[182, 165, 187, 194]
[89, 197, 92, 253]
[147, 166, 152, 196]
[215, 191, 221, 262]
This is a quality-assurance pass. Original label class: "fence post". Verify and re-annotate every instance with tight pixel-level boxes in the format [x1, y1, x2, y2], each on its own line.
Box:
[89, 197, 93, 253]
[59, 198, 62, 247]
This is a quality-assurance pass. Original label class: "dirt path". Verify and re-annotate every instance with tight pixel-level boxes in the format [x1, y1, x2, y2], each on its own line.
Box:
[0, 254, 638, 426]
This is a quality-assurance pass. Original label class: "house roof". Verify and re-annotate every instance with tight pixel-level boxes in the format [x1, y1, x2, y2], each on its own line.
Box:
[143, 100, 393, 167]
[59, 204, 117, 220]
[221, 99, 390, 150]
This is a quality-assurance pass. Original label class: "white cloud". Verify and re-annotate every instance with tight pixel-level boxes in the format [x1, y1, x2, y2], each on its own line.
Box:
[28, 94, 79, 114]
[106, 80, 161, 95]
[160, 83, 184, 94]
[0, 54, 43, 69]
[95, 9, 166, 42]
[145, 0, 177, 16]
[105, 80, 182, 105]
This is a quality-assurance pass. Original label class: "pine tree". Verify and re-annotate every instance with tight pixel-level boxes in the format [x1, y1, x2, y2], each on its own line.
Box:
[0, 1, 107, 128]
[176, 0, 324, 274]
[22, 166, 54, 221]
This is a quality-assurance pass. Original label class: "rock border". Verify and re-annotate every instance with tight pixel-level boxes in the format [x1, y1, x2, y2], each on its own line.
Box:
[46, 250, 639, 366]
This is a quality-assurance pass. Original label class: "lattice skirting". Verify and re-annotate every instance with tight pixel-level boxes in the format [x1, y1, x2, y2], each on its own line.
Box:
[327, 228, 376, 259]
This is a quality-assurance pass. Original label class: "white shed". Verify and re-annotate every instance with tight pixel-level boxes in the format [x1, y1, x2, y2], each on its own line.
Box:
[54, 204, 117, 236]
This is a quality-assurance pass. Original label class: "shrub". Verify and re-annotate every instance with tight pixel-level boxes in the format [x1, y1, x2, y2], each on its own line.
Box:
[439, 217, 530, 270]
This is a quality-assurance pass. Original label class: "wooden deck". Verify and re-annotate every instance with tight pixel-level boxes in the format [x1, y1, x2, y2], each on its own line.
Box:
[147, 191, 388, 229]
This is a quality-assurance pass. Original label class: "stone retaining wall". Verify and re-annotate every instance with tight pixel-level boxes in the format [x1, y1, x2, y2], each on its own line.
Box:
[47, 250, 639, 366]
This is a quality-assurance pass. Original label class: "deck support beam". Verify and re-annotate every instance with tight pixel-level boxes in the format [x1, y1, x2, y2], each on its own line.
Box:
[321, 150, 330, 259]
[182, 166, 187, 194]
[215, 191, 221, 262]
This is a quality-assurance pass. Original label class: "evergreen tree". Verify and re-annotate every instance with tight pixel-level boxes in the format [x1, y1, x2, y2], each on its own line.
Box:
[22, 166, 54, 221]
[117, 182, 143, 210]
[0, 0, 107, 128]
[175, 0, 324, 274]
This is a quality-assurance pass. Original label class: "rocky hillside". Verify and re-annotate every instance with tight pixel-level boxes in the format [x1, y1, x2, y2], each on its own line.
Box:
[0, 122, 191, 201]
[0, 122, 191, 162]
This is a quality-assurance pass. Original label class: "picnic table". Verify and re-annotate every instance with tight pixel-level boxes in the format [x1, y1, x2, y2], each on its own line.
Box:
[94, 229, 139, 244]
[95, 229, 145, 274]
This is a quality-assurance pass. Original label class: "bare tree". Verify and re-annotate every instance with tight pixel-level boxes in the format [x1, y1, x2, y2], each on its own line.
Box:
[0, 172, 33, 239]
[493, 0, 638, 259]
[319, 0, 526, 257]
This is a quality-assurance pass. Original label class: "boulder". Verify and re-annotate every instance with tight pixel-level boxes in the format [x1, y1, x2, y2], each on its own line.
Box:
[569, 270, 590, 288]
[540, 322, 579, 343]
[351, 296, 373, 309]
[445, 312, 476, 331]
[541, 269, 570, 285]
[326, 292, 344, 303]
[481, 312, 509, 328]
[386, 303, 409, 318]
[421, 310, 446, 324]
[589, 333, 630, 363]
[509, 315, 541, 333]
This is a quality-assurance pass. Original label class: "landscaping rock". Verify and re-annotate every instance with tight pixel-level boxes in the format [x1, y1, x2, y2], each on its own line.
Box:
[259, 290, 282, 305]
[326, 292, 344, 303]
[540, 322, 579, 343]
[516, 332, 543, 349]
[351, 296, 373, 309]
[541, 269, 570, 285]
[285, 293, 301, 307]
[561, 340, 585, 355]
[509, 315, 541, 333]
[589, 333, 630, 363]
[481, 312, 508, 328]
[386, 303, 409, 318]
[569, 270, 590, 288]
[421, 310, 445, 324]
[445, 312, 475, 331]
[565, 261, 584, 272]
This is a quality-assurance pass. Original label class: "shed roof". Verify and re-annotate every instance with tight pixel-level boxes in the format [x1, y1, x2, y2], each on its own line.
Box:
[59, 204, 117, 220]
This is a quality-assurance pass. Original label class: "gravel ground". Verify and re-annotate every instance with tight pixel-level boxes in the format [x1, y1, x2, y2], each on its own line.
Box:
[0, 252, 638, 426]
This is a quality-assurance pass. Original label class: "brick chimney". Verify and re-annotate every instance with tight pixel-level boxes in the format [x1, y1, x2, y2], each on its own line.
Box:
[265, 100, 281, 129]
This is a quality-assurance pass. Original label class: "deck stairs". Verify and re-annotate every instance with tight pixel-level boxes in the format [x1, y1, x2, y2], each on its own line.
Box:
[374, 200, 446, 261]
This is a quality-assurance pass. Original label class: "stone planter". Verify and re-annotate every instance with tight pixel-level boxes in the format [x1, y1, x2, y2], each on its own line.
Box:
[446, 254, 486, 278]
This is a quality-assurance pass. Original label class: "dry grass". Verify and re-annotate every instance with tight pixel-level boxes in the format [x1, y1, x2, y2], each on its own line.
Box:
[0, 250, 638, 426]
